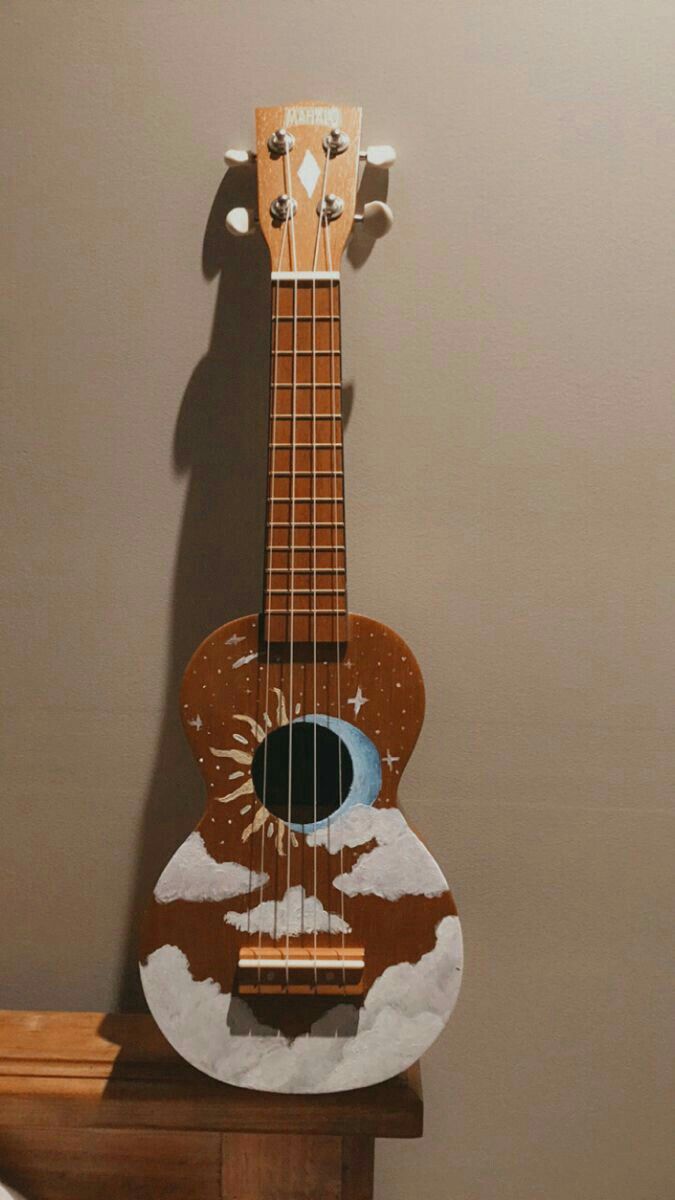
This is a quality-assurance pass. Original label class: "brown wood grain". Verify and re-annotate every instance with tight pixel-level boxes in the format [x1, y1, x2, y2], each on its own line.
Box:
[0, 1127, 221, 1200]
[341, 1137, 375, 1200]
[0, 1011, 423, 1137]
[255, 103, 362, 273]
[221, 1133, 343, 1200]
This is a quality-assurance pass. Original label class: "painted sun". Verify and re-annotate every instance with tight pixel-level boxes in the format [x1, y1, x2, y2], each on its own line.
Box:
[209, 687, 299, 855]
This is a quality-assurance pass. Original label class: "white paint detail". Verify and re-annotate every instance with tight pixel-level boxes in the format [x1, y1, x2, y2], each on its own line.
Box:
[139, 916, 462, 1093]
[284, 105, 341, 128]
[187, 715, 203, 731]
[347, 686, 368, 716]
[224, 886, 350, 937]
[226, 633, 246, 645]
[233, 651, 258, 669]
[307, 804, 448, 900]
[154, 832, 268, 903]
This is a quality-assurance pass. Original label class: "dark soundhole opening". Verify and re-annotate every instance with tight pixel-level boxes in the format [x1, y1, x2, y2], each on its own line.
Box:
[251, 722, 353, 827]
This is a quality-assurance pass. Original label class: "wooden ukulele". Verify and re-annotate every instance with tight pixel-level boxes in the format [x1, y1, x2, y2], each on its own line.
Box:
[140, 103, 462, 1093]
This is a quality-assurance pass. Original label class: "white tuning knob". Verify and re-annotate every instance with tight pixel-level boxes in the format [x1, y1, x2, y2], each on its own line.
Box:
[225, 207, 256, 236]
[360, 145, 396, 168]
[224, 148, 256, 166]
[356, 200, 394, 238]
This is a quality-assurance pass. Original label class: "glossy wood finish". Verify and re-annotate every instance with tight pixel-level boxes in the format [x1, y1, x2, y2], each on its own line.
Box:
[0, 1010, 421, 1199]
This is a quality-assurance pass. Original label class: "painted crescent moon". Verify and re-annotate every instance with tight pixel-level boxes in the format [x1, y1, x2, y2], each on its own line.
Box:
[289, 714, 382, 832]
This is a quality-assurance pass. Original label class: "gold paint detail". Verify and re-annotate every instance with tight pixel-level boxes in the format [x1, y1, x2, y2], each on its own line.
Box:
[234, 714, 266, 742]
[216, 779, 254, 804]
[210, 746, 252, 765]
[242, 805, 270, 842]
[272, 687, 289, 726]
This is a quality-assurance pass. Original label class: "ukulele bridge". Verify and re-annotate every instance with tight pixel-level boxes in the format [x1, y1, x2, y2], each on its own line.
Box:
[237, 946, 365, 996]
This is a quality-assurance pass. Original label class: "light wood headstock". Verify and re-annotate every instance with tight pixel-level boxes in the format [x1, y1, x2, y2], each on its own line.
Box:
[254, 102, 362, 273]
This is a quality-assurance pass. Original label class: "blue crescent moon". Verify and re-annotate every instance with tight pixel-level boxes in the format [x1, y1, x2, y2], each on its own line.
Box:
[288, 714, 382, 833]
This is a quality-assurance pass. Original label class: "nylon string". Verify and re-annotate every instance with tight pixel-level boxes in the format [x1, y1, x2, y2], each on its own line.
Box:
[257, 206, 291, 970]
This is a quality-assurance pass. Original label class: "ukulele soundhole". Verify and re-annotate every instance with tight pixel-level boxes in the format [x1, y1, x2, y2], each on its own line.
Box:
[251, 721, 354, 828]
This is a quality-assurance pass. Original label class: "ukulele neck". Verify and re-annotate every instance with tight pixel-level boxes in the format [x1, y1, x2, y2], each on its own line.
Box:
[263, 274, 347, 646]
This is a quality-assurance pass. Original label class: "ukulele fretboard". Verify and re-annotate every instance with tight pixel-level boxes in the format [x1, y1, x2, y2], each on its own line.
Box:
[264, 279, 347, 645]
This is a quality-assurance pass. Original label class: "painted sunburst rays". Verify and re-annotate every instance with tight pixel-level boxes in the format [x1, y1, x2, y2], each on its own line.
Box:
[210, 687, 299, 856]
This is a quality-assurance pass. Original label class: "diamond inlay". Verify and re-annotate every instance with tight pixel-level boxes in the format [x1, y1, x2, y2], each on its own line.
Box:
[297, 150, 321, 199]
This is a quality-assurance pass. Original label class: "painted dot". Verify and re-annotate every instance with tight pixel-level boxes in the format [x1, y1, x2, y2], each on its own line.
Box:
[198, 757, 204, 763]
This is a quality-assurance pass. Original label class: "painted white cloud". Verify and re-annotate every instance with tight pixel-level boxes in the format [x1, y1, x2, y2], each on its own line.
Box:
[307, 804, 448, 901]
[224, 885, 350, 936]
[305, 803, 399, 852]
[154, 832, 268, 904]
[139, 915, 462, 1094]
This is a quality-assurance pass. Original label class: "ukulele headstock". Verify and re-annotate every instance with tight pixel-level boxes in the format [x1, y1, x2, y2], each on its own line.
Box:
[254, 102, 361, 272]
[225, 102, 395, 265]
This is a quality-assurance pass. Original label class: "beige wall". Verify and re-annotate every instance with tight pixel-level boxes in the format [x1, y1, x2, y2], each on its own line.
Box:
[2, 2, 673, 1196]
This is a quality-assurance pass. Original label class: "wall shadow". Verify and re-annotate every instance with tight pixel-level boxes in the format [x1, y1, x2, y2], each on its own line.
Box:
[116, 164, 269, 1009]
[115, 162, 384, 1010]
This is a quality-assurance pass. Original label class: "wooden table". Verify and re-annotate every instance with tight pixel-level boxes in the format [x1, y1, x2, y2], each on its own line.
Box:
[0, 1011, 423, 1199]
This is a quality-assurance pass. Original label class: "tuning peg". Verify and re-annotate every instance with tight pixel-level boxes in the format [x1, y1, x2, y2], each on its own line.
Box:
[223, 149, 256, 167]
[359, 145, 396, 168]
[355, 200, 394, 238]
[225, 207, 257, 236]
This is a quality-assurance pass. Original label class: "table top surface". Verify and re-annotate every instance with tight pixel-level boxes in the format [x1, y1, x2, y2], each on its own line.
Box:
[0, 1010, 424, 1137]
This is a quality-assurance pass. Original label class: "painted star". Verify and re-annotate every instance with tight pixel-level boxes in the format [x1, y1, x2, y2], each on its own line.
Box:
[188, 715, 203, 731]
[382, 749, 400, 771]
[347, 686, 368, 717]
[343, 659, 353, 669]
[226, 633, 246, 645]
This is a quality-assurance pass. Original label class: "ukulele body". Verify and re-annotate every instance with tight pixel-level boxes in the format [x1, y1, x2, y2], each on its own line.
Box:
[140, 611, 462, 1094]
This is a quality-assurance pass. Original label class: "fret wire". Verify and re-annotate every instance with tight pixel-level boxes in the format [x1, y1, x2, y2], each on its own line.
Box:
[268, 521, 345, 528]
[269, 470, 342, 476]
[269, 588, 346, 594]
[265, 566, 345, 573]
[273, 350, 340, 356]
[267, 608, 346, 614]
